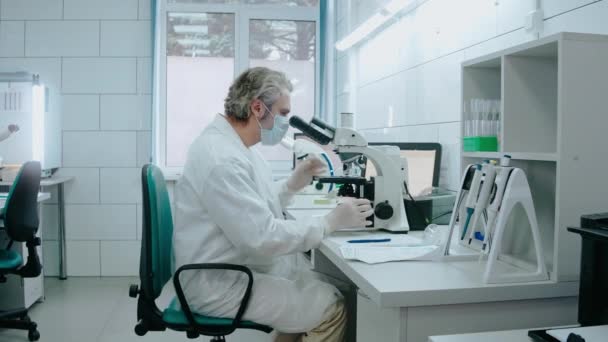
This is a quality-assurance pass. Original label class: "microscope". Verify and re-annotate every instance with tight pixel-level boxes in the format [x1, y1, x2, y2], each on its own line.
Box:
[289, 114, 410, 233]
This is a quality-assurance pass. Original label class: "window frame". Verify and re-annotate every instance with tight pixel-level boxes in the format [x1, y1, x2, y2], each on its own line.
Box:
[154, 1, 321, 179]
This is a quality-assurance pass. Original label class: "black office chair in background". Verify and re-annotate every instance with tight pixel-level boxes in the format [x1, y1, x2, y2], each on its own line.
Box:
[129, 164, 272, 341]
[0, 161, 43, 341]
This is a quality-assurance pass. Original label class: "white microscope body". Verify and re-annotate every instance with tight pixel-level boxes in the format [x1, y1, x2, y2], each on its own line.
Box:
[281, 137, 334, 194]
[289, 115, 410, 233]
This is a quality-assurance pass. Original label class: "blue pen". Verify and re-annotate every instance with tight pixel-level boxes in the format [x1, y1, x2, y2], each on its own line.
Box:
[347, 238, 391, 244]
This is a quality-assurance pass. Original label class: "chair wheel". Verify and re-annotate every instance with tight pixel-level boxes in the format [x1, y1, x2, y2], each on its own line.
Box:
[129, 284, 139, 298]
[134, 322, 148, 336]
[186, 330, 199, 339]
[28, 329, 40, 341]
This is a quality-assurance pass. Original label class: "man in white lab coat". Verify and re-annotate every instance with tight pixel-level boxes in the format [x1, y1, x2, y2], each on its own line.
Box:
[173, 67, 373, 341]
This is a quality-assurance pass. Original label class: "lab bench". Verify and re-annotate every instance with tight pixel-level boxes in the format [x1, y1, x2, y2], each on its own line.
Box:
[286, 195, 578, 342]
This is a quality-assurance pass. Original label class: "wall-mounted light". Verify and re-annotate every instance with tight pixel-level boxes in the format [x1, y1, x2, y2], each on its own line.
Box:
[335, 0, 413, 51]
[32, 77, 45, 166]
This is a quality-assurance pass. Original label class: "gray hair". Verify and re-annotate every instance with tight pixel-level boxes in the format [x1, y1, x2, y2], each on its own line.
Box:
[224, 67, 293, 121]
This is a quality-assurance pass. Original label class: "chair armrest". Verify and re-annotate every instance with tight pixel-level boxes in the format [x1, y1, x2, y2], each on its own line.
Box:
[173, 263, 254, 334]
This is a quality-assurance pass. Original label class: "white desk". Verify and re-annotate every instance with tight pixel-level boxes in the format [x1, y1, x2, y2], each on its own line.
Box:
[286, 195, 579, 342]
[0, 192, 51, 206]
[429, 328, 535, 342]
[1, 176, 73, 279]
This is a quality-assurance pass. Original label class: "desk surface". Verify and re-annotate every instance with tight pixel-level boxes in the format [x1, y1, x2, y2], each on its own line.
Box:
[429, 328, 534, 342]
[286, 195, 578, 309]
[0, 193, 51, 205]
[0, 176, 74, 187]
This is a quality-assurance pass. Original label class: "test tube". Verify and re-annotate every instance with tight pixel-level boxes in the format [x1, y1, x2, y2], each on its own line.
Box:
[463, 100, 470, 137]
[494, 99, 501, 137]
[470, 99, 479, 136]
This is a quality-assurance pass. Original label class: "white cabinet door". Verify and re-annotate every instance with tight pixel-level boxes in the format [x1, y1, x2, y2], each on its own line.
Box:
[356, 290, 403, 342]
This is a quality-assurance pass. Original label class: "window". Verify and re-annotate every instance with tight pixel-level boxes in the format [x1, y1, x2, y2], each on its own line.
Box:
[156, 0, 320, 176]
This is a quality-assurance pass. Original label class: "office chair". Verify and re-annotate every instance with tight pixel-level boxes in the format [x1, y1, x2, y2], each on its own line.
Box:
[0, 161, 43, 341]
[129, 164, 272, 341]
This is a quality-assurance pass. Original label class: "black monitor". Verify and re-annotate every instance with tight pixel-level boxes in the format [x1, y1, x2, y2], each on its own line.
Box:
[366, 142, 442, 197]
[291, 135, 442, 197]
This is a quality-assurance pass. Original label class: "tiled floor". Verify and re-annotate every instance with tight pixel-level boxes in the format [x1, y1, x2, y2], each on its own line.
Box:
[0, 277, 272, 342]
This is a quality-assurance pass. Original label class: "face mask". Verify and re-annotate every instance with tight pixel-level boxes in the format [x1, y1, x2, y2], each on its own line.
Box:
[256, 102, 289, 146]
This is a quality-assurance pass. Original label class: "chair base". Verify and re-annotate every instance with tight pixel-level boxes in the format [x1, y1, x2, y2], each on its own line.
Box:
[0, 308, 40, 341]
[210, 336, 226, 342]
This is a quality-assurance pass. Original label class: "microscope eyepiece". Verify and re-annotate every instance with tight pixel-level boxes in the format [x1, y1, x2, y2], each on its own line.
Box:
[289, 115, 334, 145]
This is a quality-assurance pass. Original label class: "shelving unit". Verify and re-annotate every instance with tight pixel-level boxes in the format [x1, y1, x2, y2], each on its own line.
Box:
[460, 32, 608, 282]
[462, 152, 558, 162]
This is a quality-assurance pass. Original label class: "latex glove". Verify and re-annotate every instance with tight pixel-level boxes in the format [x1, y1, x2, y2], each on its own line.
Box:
[286, 155, 328, 193]
[323, 197, 374, 234]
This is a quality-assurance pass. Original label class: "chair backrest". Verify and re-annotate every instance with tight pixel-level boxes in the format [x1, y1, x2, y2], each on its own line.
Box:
[140, 164, 174, 300]
[4, 161, 41, 242]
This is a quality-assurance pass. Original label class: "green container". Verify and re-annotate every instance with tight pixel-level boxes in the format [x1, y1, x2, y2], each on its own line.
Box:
[463, 136, 498, 152]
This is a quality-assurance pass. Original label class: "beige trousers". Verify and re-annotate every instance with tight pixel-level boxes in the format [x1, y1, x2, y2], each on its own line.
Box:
[274, 301, 346, 342]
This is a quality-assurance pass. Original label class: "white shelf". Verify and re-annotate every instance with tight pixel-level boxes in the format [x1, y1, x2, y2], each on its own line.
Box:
[462, 152, 558, 162]
[461, 32, 608, 283]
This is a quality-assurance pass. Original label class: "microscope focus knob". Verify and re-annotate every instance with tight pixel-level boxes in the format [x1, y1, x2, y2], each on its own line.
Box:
[374, 201, 394, 220]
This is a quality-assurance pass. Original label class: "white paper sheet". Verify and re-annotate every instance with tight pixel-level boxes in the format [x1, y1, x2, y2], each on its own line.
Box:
[329, 233, 425, 246]
[339, 245, 440, 264]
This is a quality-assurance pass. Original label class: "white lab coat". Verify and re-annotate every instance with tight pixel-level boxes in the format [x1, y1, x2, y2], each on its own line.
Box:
[172, 114, 341, 333]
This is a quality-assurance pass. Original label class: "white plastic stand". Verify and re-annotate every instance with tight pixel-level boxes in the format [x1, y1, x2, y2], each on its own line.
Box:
[483, 168, 548, 283]
[441, 165, 549, 284]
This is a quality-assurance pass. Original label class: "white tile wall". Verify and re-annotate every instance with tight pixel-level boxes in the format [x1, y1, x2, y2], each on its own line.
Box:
[336, 0, 350, 23]
[100, 241, 141, 276]
[63, 0, 139, 20]
[42, 241, 59, 276]
[136, 58, 152, 94]
[66, 205, 137, 240]
[63, 132, 136, 167]
[336, 93, 349, 116]
[463, 28, 530, 62]
[336, 56, 349, 95]
[25, 21, 99, 57]
[340, 0, 608, 194]
[437, 122, 461, 190]
[55, 168, 101, 204]
[0, 58, 62, 89]
[62, 58, 137, 94]
[62, 95, 100, 131]
[0, 21, 24, 57]
[41, 204, 59, 241]
[543, 0, 608, 36]
[0, 0, 152, 277]
[137, 131, 152, 167]
[337, 17, 348, 41]
[100, 168, 141, 204]
[100, 95, 151, 131]
[139, 0, 152, 20]
[100, 21, 151, 57]
[542, 0, 597, 18]
[0, 0, 62, 20]
[66, 241, 101, 276]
